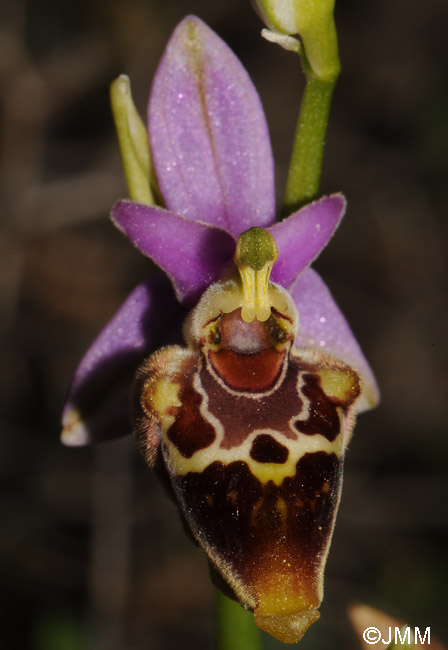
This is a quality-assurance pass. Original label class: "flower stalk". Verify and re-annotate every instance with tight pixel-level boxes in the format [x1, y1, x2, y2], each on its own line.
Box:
[254, 0, 341, 213]
[282, 51, 339, 213]
[216, 592, 263, 650]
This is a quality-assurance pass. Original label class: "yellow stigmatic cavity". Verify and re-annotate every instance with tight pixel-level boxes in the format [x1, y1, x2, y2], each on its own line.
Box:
[235, 227, 279, 322]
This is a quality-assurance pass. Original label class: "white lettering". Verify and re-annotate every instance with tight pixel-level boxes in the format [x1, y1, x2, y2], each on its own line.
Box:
[381, 628, 392, 645]
[395, 627, 411, 645]
[414, 627, 431, 645]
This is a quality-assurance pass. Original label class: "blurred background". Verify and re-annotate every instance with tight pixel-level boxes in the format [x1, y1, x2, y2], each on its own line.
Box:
[1, 0, 447, 648]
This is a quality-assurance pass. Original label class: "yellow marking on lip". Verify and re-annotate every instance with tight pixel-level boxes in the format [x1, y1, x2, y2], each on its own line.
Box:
[150, 379, 181, 430]
[159, 355, 349, 486]
[246, 459, 298, 487]
[317, 367, 359, 402]
[250, 498, 264, 526]
[164, 425, 344, 486]
[255, 608, 320, 645]
[228, 490, 238, 505]
[253, 564, 320, 624]
[252, 550, 322, 643]
[276, 496, 288, 534]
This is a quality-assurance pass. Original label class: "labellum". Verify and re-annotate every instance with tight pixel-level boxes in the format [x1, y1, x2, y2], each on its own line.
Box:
[133, 227, 361, 644]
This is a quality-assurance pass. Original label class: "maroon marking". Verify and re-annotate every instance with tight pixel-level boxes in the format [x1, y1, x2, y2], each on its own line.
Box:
[294, 373, 341, 442]
[250, 434, 289, 464]
[167, 367, 216, 458]
[171, 452, 342, 606]
[209, 348, 285, 392]
[271, 307, 293, 324]
[203, 313, 222, 328]
[200, 357, 302, 449]
[133, 347, 197, 468]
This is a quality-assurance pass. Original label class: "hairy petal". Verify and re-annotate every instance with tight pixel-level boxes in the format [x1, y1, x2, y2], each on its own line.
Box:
[149, 15, 275, 237]
[269, 194, 346, 289]
[111, 200, 235, 305]
[61, 273, 186, 446]
[291, 268, 379, 412]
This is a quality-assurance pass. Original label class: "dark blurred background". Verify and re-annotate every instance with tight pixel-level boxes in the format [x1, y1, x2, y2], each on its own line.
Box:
[1, 0, 447, 648]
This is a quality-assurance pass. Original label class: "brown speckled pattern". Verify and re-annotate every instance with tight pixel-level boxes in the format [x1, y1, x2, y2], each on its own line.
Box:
[134, 304, 361, 640]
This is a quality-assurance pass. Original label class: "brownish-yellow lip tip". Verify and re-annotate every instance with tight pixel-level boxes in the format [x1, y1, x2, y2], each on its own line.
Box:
[254, 608, 320, 644]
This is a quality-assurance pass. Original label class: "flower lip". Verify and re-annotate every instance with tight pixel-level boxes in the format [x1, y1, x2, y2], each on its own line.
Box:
[254, 608, 321, 645]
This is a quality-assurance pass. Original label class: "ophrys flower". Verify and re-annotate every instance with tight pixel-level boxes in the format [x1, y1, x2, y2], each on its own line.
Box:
[61, 16, 378, 644]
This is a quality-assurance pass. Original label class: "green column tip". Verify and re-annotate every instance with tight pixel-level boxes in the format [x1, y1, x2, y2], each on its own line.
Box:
[234, 228, 279, 322]
[235, 227, 278, 271]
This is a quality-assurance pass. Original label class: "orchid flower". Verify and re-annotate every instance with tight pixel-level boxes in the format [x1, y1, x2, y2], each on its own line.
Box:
[61, 15, 378, 644]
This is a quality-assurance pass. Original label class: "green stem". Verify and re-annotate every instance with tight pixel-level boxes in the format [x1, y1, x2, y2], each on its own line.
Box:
[282, 56, 339, 216]
[215, 592, 263, 650]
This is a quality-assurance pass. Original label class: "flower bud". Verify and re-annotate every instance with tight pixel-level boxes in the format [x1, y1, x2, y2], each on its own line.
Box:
[252, 0, 299, 34]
